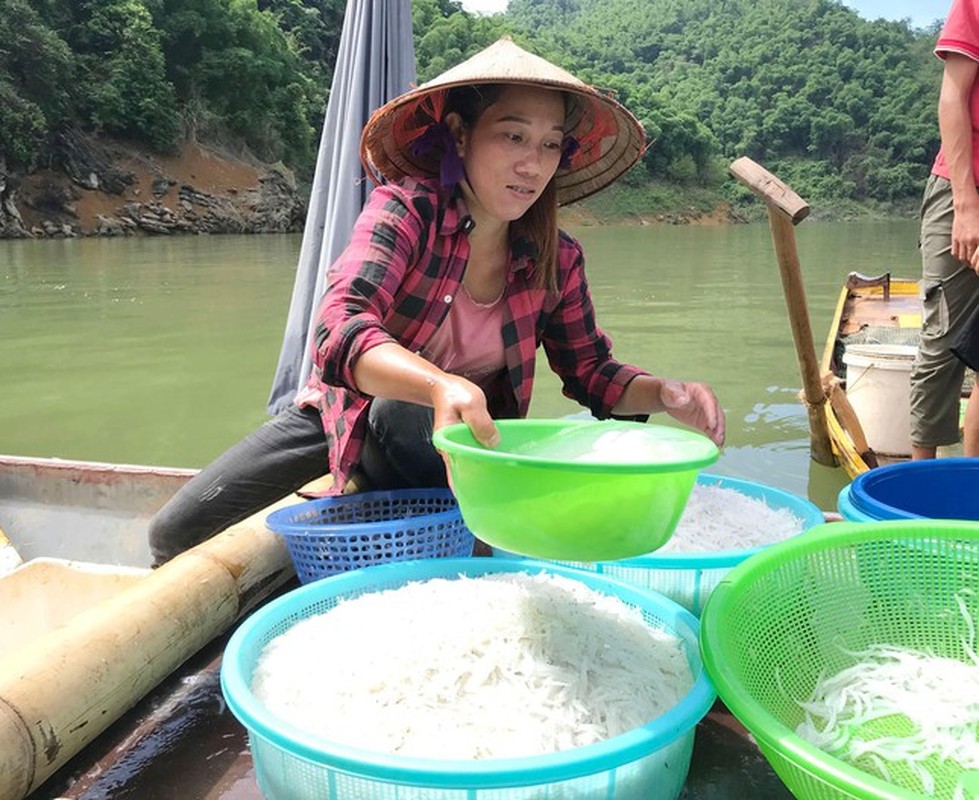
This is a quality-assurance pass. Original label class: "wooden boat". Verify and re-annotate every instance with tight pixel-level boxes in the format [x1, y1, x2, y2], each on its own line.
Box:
[0, 454, 300, 800]
[818, 271, 923, 479]
[4, 454, 803, 799]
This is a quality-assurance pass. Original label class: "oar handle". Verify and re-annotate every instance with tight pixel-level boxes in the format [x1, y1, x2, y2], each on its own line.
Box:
[729, 156, 810, 224]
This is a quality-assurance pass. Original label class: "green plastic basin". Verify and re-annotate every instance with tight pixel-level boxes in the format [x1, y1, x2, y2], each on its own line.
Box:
[432, 419, 719, 561]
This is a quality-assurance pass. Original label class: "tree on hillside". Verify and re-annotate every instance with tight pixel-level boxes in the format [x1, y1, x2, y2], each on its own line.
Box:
[66, 0, 180, 150]
[259, 0, 345, 92]
[0, 0, 76, 168]
[413, 0, 508, 82]
[153, 0, 320, 168]
[0, 0, 338, 175]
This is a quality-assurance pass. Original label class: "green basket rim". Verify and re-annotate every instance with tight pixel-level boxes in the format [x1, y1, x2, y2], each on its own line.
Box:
[700, 519, 979, 800]
[432, 419, 719, 474]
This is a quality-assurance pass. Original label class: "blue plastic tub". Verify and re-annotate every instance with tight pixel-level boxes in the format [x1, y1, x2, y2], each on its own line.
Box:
[266, 488, 475, 583]
[493, 473, 826, 615]
[837, 458, 979, 522]
[221, 557, 715, 800]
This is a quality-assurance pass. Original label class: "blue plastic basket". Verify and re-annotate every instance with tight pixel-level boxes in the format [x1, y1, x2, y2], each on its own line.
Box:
[837, 457, 979, 523]
[493, 473, 826, 615]
[221, 557, 715, 800]
[266, 488, 475, 584]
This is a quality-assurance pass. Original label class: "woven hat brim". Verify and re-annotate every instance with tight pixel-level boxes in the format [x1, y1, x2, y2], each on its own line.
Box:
[360, 38, 647, 205]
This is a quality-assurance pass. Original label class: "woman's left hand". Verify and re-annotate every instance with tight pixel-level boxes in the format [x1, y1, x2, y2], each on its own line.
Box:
[659, 380, 726, 447]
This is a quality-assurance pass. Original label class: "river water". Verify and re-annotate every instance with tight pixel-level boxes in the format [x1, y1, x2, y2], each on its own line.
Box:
[1, 217, 922, 511]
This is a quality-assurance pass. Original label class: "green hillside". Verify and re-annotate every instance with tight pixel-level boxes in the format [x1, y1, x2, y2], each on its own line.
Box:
[0, 0, 945, 220]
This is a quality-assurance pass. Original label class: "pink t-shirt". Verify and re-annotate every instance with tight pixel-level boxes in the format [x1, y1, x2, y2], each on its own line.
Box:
[421, 284, 506, 389]
[932, 0, 979, 181]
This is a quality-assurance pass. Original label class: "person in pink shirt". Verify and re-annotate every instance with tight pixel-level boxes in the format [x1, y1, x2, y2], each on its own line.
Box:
[911, 0, 979, 459]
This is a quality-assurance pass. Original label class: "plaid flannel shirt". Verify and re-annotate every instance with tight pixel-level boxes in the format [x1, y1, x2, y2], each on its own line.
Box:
[295, 178, 648, 491]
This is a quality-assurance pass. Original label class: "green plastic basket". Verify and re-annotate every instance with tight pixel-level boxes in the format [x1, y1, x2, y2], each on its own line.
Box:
[433, 419, 718, 561]
[700, 519, 979, 800]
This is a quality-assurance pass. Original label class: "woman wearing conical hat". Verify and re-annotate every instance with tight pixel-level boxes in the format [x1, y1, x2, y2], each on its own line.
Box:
[149, 38, 725, 564]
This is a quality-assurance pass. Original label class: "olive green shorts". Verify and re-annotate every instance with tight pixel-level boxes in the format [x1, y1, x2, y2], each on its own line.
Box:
[910, 175, 979, 448]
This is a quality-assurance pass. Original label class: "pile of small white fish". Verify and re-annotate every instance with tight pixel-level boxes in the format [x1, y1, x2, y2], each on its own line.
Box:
[796, 592, 979, 798]
[252, 571, 693, 760]
[512, 426, 696, 465]
[660, 484, 806, 552]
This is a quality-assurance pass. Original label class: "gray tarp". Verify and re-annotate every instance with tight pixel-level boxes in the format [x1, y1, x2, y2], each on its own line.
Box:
[267, 0, 416, 414]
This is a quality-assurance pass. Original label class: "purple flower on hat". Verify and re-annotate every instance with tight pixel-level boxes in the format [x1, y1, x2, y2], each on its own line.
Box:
[410, 122, 466, 188]
[559, 136, 580, 171]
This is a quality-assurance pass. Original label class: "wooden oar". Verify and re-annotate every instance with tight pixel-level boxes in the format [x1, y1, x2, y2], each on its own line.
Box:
[822, 373, 880, 469]
[729, 156, 836, 467]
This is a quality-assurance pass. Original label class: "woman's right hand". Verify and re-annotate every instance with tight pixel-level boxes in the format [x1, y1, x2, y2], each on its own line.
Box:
[430, 374, 500, 448]
[430, 375, 498, 491]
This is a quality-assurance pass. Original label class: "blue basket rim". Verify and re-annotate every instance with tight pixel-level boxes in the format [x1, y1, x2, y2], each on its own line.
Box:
[847, 457, 979, 521]
[266, 487, 461, 536]
[496, 474, 825, 568]
[221, 557, 716, 789]
[836, 483, 883, 523]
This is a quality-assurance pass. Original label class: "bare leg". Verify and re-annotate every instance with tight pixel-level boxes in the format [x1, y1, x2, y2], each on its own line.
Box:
[965, 383, 979, 457]
[911, 444, 938, 460]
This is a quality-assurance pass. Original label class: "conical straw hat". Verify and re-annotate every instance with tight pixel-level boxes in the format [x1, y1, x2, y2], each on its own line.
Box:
[360, 37, 647, 206]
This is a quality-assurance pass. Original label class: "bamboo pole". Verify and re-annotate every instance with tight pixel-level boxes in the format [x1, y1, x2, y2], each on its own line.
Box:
[0, 496, 298, 800]
[729, 156, 836, 467]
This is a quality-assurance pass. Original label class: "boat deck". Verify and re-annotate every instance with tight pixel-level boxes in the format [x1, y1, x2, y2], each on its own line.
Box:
[824, 274, 922, 379]
[836, 279, 921, 339]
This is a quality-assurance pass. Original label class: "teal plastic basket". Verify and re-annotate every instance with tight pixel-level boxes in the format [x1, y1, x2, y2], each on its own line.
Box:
[493, 474, 826, 615]
[221, 558, 716, 800]
[266, 488, 475, 583]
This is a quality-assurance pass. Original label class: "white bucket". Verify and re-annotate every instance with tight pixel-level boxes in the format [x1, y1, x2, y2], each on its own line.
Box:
[842, 343, 917, 456]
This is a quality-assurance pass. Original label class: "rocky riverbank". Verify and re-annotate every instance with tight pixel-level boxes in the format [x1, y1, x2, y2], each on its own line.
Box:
[0, 130, 307, 239]
[0, 130, 761, 241]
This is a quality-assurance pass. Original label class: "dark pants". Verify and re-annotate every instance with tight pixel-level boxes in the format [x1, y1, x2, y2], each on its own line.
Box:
[148, 400, 446, 565]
